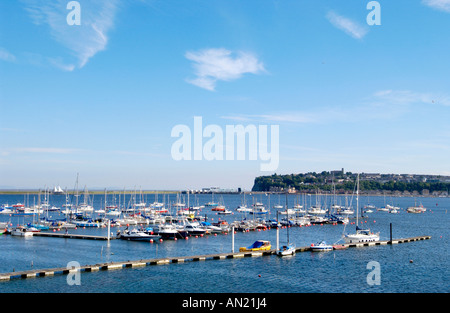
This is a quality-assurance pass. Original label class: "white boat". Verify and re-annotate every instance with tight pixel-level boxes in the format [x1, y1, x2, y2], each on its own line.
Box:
[344, 174, 380, 244]
[389, 207, 400, 214]
[78, 204, 94, 212]
[307, 206, 327, 215]
[236, 205, 252, 212]
[217, 209, 232, 215]
[117, 228, 161, 241]
[279, 209, 296, 215]
[344, 228, 380, 243]
[156, 224, 186, 239]
[184, 222, 207, 235]
[406, 206, 426, 213]
[293, 216, 311, 226]
[310, 240, 333, 252]
[278, 194, 296, 256]
[337, 207, 354, 215]
[75, 220, 103, 227]
[250, 203, 268, 215]
[11, 227, 34, 237]
[278, 243, 296, 256]
[407, 200, 426, 213]
[53, 186, 64, 195]
[105, 209, 121, 216]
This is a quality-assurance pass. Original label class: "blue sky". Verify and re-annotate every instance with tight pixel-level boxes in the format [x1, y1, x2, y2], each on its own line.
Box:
[1, 0, 449, 190]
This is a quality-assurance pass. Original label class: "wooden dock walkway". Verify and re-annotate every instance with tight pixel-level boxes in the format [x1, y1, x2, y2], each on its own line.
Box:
[33, 232, 115, 240]
[0, 235, 431, 282]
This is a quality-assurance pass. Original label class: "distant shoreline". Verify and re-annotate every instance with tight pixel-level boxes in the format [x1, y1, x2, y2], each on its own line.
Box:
[0, 190, 448, 198]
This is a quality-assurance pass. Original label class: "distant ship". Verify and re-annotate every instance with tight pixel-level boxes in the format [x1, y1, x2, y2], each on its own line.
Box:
[53, 186, 64, 195]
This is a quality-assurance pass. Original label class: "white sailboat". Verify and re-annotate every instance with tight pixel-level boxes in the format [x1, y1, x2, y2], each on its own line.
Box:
[278, 194, 296, 256]
[344, 174, 380, 244]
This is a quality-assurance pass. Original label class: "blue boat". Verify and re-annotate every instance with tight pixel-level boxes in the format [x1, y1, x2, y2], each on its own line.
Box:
[27, 223, 50, 231]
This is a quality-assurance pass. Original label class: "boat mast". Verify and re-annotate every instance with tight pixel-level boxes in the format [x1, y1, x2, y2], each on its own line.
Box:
[286, 193, 289, 244]
[356, 173, 359, 231]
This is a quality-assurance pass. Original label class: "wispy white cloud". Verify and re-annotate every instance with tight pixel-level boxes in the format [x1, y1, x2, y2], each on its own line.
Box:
[185, 48, 265, 91]
[371, 90, 450, 106]
[221, 89, 450, 126]
[222, 113, 317, 124]
[5, 147, 83, 155]
[21, 0, 119, 70]
[326, 11, 368, 39]
[422, 0, 450, 12]
[0, 47, 16, 62]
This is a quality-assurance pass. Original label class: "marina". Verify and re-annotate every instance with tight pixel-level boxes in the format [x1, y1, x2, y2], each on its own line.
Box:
[0, 191, 447, 293]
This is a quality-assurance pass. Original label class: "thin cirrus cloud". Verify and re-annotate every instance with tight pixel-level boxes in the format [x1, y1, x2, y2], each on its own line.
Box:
[371, 89, 450, 106]
[0, 47, 16, 62]
[185, 48, 265, 91]
[326, 10, 368, 39]
[422, 0, 450, 12]
[21, 0, 119, 71]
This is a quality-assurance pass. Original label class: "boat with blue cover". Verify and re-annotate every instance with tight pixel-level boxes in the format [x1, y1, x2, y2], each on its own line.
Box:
[239, 240, 271, 252]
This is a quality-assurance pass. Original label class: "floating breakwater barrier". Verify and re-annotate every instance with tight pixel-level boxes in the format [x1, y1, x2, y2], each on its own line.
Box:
[0, 235, 431, 282]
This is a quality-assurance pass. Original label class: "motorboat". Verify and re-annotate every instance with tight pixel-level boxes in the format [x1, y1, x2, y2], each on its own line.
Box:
[217, 209, 232, 215]
[344, 227, 380, 244]
[117, 228, 161, 241]
[27, 223, 49, 231]
[11, 226, 34, 237]
[211, 205, 226, 212]
[239, 240, 271, 252]
[279, 209, 296, 215]
[157, 224, 187, 239]
[293, 216, 311, 226]
[389, 207, 400, 214]
[184, 223, 207, 236]
[309, 215, 329, 224]
[310, 240, 333, 252]
[337, 207, 354, 215]
[236, 205, 252, 213]
[278, 243, 296, 256]
[75, 219, 103, 227]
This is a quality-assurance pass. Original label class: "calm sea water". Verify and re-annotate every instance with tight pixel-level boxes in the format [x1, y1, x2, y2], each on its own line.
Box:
[0, 193, 448, 293]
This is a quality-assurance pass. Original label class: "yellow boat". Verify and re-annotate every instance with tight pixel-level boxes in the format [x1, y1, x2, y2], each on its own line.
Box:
[239, 240, 271, 252]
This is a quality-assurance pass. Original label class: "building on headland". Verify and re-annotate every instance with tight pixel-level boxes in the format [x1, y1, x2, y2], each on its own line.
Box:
[183, 187, 241, 194]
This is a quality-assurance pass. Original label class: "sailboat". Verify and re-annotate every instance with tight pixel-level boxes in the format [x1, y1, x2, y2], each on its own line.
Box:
[278, 194, 296, 256]
[344, 174, 380, 244]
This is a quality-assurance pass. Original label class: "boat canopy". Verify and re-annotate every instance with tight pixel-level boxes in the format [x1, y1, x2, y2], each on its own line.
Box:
[247, 240, 269, 249]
